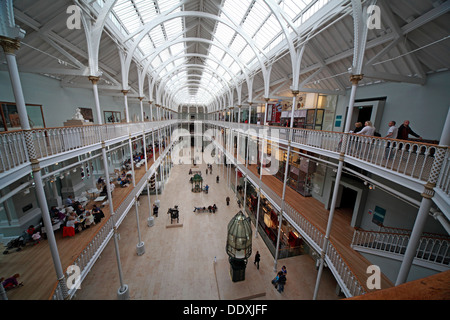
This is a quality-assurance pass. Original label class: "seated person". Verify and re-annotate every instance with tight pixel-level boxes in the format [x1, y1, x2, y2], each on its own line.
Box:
[24, 225, 36, 244]
[1, 274, 23, 290]
[84, 210, 95, 227]
[65, 195, 75, 207]
[99, 183, 108, 199]
[75, 203, 85, 216]
[50, 206, 66, 221]
[66, 211, 77, 229]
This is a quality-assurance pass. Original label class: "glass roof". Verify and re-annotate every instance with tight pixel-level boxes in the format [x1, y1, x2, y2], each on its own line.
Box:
[107, 0, 329, 108]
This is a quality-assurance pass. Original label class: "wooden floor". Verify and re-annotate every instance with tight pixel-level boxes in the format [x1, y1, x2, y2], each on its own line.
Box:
[0, 149, 162, 300]
[246, 163, 393, 293]
[73, 161, 339, 300]
[1, 140, 392, 300]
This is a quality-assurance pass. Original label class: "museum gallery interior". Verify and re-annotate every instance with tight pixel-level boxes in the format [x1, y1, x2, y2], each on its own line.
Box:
[0, 0, 449, 301]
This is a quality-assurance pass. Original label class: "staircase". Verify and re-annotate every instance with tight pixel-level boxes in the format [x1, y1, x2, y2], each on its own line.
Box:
[351, 228, 450, 271]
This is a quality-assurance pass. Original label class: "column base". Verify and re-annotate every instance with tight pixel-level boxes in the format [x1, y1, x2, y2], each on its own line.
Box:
[117, 284, 129, 300]
[147, 216, 155, 227]
[136, 242, 145, 256]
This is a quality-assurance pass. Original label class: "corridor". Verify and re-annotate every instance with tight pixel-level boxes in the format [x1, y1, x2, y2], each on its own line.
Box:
[74, 161, 339, 300]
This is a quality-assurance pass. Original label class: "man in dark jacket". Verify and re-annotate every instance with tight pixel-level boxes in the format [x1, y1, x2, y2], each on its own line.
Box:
[396, 120, 422, 140]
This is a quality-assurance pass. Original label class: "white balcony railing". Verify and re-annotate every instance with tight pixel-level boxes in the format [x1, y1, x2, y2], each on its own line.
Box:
[351, 229, 450, 268]
[0, 120, 175, 173]
[208, 120, 450, 199]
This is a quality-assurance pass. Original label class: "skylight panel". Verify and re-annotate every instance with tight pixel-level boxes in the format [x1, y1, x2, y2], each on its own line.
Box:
[214, 23, 234, 46]
[209, 46, 225, 61]
[170, 42, 185, 56]
[136, 1, 159, 21]
[158, 0, 180, 13]
[149, 25, 165, 47]
[255, 15, 281, 47]
[164, 17, 183, 40]
[220, 0, 250, 26]
[229, 34, 247, 56]
[159, 48, 171, 63]
[221, 54, 234, 69]
[139, 36, 154, 54]
[239, 44, 256, 65]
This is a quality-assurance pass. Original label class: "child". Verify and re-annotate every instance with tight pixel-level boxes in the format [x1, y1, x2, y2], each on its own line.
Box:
[1, 274, 23, 290]
[31, 232, 41, 245]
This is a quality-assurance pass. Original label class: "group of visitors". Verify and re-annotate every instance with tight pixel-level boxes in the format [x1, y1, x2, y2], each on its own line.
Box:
[271, 265, 288, 293]
[62, 197, 105, 235]
[193, 204, 217, 213]
[117, 170, 132, 187]
[351, 119, 422, 140]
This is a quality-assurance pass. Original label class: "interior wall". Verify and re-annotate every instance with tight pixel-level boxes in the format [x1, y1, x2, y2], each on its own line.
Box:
[333, 71, 450, 141]
[0, 71, 146, 127]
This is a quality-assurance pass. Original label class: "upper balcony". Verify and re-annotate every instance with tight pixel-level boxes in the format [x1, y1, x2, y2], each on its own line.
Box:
[1, 118, 449, 215]
[0, 120, 177, 190]
[204, 120, 450, 217]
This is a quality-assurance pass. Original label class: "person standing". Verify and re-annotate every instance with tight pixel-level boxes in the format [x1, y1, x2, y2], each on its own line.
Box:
[396, 120, 422, 140]
[153, 204, 159, 217]
[226, 196, 230, 206]
[352, 122, 363, 133]
[254, 251, 260, 270]
[385, 121, 398, 139]
[356, 121, 376, 136]
[384, 121, 398, 159]
[277, 272, 287, 293]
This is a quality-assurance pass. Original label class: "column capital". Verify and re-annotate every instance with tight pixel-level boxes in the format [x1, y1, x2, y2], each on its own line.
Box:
[88, 76, 100, 84]
[264, 97, 270, 102]
[350, 74, 364, 85]
[0, 36, 20, 55]
[291, 90, 300, 97]
[138, 97, 144, 101]
[237, 105, 242, 108]
[248, 102, 253, 106]
[121, 90, 129, 95]
[148, 100, 153, 105]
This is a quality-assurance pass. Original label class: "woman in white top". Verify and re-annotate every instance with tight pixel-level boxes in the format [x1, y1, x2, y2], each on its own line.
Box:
[356, 121, 376, 136]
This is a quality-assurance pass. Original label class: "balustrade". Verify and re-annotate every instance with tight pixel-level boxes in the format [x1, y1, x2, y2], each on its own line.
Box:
[352, 229, 450, 267]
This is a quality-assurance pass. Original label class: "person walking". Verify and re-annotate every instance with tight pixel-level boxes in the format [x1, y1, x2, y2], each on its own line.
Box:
[254, 251, 260, 270]
[396, 120, 422, 140]
[277, 272, 287, 293]
[226, 196, 230, 206]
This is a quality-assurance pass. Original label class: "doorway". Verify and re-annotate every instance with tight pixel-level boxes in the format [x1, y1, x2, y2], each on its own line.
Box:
[356, 106, 373, 124]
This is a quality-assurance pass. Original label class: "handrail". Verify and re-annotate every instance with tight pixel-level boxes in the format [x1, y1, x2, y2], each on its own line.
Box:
[0, 120, 176, 174]
[208, 120, 450, 199]
[211, 133, 366, 297]
[51, 134, 174, 299]
[351, 229, 450, 267]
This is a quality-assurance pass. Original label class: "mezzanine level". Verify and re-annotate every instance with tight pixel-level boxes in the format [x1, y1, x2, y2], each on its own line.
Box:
[1, 119, 449, 299]
[204, 120, 449, 297]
